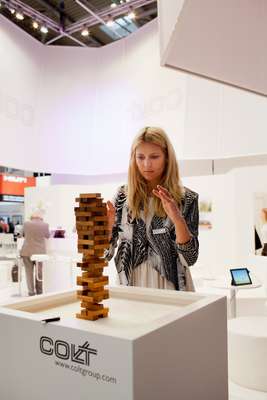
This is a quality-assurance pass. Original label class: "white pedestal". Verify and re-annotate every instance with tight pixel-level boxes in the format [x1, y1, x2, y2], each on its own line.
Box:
[0, 287, 228, 400]
[228, 316, 267, 391]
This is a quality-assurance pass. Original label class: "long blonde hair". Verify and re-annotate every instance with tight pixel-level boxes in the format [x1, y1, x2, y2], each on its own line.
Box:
[127, 127, 183, 218]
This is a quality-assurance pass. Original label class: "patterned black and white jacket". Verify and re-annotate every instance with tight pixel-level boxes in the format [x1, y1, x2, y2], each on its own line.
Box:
[105, 185, 199, 290]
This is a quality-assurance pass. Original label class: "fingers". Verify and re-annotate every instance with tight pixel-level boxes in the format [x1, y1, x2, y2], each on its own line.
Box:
[152, 189, 161, 199]
[106, 200, 115, 212]
[157, 185, 172, 199]
[153, 185, 173, 202]
[106, 201, 115, 232]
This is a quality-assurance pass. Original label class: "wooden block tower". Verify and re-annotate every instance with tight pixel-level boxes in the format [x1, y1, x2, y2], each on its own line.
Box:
[75, 193, 109, 321]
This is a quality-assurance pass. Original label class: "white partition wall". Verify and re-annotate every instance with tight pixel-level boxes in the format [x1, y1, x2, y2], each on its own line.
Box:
[0, 16, 187, 174]
[0, 16, 43, 170]
[159, 0, 267, 96]
[184, 165, 267, 289]
[2, 10, 267, 173]
[183, 77, 267, 159]
[158, 0, 185, 58]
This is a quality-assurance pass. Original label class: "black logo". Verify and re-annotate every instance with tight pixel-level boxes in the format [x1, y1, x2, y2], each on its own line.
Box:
[40, 336, 97, 366]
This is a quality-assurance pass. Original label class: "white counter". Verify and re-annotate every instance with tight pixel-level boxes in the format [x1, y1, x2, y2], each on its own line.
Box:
[0, 286, 228, 400]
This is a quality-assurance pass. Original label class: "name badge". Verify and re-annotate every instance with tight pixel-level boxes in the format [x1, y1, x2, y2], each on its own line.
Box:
[152, 228, 166, 235]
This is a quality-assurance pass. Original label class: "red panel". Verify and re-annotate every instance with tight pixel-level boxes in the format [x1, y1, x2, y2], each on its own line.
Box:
[0, 175, 36, 196]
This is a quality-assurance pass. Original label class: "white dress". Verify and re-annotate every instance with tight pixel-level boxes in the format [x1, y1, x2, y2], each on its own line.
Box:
[131, 198, 175, 290]
[261, 224, 267, 244]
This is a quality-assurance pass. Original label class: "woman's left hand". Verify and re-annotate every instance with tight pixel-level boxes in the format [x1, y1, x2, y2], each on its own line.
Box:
[152, 185, 182, 224]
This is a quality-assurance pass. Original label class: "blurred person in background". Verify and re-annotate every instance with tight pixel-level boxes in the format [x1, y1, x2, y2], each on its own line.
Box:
[20, 210, 50, 296]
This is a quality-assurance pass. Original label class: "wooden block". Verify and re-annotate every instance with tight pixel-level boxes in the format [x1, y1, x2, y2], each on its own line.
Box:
[80, 257, 107, 264]
[77, 276, 108, 288]
[77, 260, 107, 268]
[87, 285, 105, 292]
[77, 289, 89, 296]
[92, 250, 105, 257]
[81, 197, 103, 202]
[79, 289, 109, 299]
[81, 302, 104, 310]
[76, 234, 109, 241]
[77, 295, 94, 303]
[77, 291, 109, 303]
[75, 202, 104, 210]
[93, 244, 108, 250]
[94, 235, 109, 241]
[79, 193, 101, 199]
[76, 276, 84, 286]
[76, 307, 109, 321]
[78, 240, 109, 248]
[75, 211, 93, 217]
[76, 221, 105, 226]
[77, 275, 108, 284]
[79, 240, 109, 247]
[81, 268, 104, 275]
[76, 227, 108, 236]
[86, 276, 109, 284]
[78, 239, 95, 245]
[82, 271, 103, 278]
[78, 247, 105, 254]
[77, 218, 108, 225]
[78, 248, 95, 256]
[87, 308, 109, 318]
[77, 227, 109, 234]
[80, 266, 105, 272]
[76, 220, 105, 225]
[76, 206, 105, 213]
[78, 262, 106, 269]
[90, 216, 108, 222]
[76, 217, 108, 230]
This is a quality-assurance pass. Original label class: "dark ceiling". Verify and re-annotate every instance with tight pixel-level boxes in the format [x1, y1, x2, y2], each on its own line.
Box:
[0, 0, 157, 47]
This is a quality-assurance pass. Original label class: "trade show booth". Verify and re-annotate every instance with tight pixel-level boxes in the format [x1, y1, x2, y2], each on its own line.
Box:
[2, 1, 267, 399]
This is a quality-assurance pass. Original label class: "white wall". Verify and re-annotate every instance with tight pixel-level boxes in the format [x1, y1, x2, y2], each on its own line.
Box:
[183, 73, 267, 160]
[38, 21, 186, 174]
[160, 0, 267, 96]
[183, 174, 236, 277]
[0, 16, 43, 170]
[158, 0, 185, 58]
[1, 16, 186, 174]
[184, 165, 267, 289]
[2, 12, 267, 175]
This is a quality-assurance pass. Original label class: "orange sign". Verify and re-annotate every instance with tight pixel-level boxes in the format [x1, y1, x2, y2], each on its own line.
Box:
[0, 174, 36, 196]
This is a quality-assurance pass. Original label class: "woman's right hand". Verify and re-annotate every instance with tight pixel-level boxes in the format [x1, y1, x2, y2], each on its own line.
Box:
[106, 201, 115, 238]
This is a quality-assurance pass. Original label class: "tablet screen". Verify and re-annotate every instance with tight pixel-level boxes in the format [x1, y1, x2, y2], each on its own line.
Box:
[230, 268, 252, 286]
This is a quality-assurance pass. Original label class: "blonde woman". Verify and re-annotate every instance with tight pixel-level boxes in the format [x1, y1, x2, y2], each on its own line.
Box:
[106, 127, 199, 291]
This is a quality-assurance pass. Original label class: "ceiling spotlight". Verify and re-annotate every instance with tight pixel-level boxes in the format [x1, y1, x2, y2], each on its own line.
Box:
[106, 17, 114, 27]
[9, 8, 16, 14]
[15, 11, 24, 20]
[120, 0, 124, 3]
[32, 21, 39, 29]
[110, 2, 117, 8]
[81, 27, 89, 37]
[40, 25, 48, 34]
[127, 10, 136, 19]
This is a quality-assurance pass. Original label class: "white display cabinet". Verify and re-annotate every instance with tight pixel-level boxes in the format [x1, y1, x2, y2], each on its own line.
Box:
[0, 286, 228, 400]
